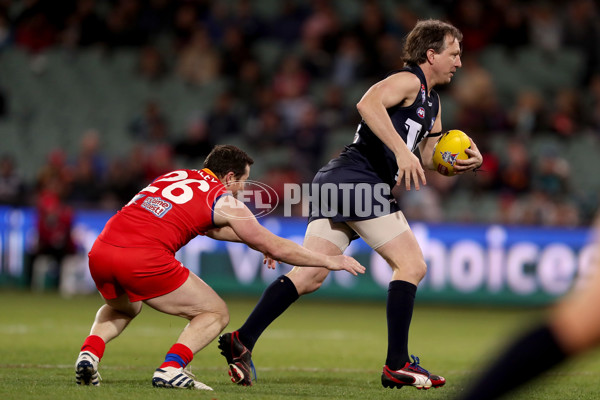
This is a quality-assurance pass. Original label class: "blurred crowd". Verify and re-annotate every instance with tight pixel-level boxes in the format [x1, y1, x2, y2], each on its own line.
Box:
[1, 0, 600, 228]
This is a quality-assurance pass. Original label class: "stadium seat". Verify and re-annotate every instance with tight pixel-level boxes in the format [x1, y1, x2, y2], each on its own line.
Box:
[252, 39, 285, 72]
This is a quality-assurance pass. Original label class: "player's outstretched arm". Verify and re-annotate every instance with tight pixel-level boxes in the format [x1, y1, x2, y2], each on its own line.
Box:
[212, 197, 366, 276]
[206, 225, 279, 269]
[206, 226, 242, 242]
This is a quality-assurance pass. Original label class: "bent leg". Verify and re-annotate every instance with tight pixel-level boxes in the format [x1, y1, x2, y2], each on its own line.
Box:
[235, 219, 352, 350]
[287, 235, 341, 294]
[90, 293, 142, 344]
[76, 293, 142, 385]
[235, 236, 340, 351]
[144, 272, 229, 354]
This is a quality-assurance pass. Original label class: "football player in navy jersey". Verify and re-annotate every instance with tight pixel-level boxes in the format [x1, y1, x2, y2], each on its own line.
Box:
[219, 19, 483, 389]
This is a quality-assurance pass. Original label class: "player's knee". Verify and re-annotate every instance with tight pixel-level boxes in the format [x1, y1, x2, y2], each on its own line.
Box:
[210, 310, 229, 331]
[392, 259, 427, 283]
[123, 305, 142, 319]
[105, 302, 142, 319]
[215, 301, 230, 329]
[191, 304, 229, 331]
[298, 280, 322, 295]
[293, 272, 327, 295]
[187, 297, 229, 328]
[414, 260, 427, 282]
[201, 298, 229, 329]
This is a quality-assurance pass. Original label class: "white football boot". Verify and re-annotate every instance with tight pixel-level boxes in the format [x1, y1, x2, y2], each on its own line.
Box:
[75, 351, 101, 386]
[152, 366, 213, 390]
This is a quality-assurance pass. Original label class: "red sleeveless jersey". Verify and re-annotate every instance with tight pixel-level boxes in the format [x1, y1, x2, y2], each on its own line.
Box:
[98, 168, 228, 253]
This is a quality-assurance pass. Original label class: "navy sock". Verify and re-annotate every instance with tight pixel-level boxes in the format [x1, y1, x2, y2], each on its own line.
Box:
[237, 275, 299, 351]
[459, 323, 567, 400]
[385, 280, 417, 370]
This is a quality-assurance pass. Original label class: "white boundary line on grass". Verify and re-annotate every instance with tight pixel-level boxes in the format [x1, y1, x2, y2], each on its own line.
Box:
[1, 364, 599, 377]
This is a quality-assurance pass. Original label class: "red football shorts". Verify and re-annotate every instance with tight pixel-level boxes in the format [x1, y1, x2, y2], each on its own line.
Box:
[88, 238, 190, 302]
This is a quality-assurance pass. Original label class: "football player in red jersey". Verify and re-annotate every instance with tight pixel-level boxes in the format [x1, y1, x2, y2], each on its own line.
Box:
[74, 145, 365, 390]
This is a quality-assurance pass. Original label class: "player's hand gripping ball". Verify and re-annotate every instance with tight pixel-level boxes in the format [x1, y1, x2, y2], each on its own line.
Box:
[432, 129, 471, 176]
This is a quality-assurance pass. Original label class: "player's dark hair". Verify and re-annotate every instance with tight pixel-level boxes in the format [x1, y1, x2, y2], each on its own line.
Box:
[203, 144, 254, 179]
[402, 19, 463, 65]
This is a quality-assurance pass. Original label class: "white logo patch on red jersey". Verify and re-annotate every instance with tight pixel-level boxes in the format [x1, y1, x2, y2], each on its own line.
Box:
[141, 196, 173, 218]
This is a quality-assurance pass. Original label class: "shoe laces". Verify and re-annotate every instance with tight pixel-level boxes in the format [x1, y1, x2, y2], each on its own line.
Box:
[250, 360, 257, 382]
[181, 366, 213, 390]
[408, 355, 430, 377]
[182, 366, 196, 380]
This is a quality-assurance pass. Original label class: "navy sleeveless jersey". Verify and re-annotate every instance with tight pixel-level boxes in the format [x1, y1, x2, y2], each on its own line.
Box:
[344, 64, 440, 186]
[309, 64, 440, 222]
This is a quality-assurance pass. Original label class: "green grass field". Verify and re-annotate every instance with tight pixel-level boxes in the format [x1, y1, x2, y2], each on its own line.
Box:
[1, 291, 599, 400]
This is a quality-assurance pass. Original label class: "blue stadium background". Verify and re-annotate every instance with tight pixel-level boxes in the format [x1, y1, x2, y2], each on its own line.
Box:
[1, 0, 599, 302]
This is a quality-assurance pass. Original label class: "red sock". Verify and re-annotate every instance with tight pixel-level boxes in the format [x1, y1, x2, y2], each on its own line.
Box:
[160, 343, 194, 369]
[80, 335, 106, 360]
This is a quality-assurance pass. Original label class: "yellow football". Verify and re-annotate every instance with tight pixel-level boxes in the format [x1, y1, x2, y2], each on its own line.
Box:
[432, 130, 471, 176]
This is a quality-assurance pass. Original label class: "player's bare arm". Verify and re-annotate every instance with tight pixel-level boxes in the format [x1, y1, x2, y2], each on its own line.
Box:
[212, 196, 366, 276]
[357, 72, 426, 191]
[206, 226, 241, 242]
[419, 135, 439, 171]
[419, 101, 443, 171]
[206, 225, 278, 269]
